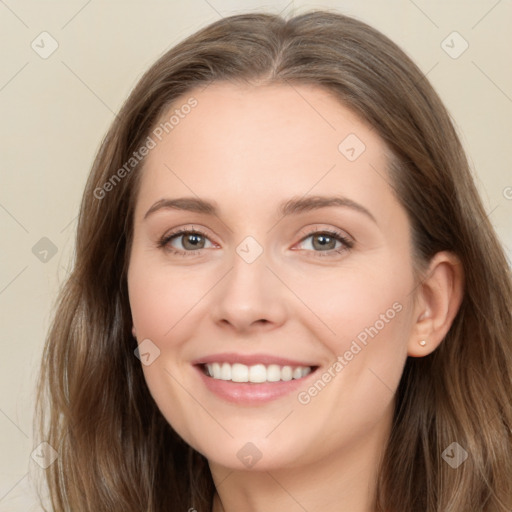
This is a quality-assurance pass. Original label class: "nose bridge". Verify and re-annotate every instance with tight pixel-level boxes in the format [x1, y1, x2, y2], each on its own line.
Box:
[210, 236, 287, 330]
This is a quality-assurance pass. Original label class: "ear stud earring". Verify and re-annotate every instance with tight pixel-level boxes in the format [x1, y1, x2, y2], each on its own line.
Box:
[419, 340, 427, 346]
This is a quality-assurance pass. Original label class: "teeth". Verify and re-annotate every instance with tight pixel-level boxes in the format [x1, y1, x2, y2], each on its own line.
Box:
[267, 364, 281, 382]
[204, 362, 313, 382]
[231, 363, 248, 382]
[249, 364, 266, 383]
[293, 367, 303, 379]
[220, 362, 231, 380]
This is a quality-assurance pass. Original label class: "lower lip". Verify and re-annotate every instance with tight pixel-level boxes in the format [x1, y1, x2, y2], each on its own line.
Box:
[194, 365, 316, 405]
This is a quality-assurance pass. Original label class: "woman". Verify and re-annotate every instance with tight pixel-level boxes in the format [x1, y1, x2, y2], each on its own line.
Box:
[36, 10, 512, 512]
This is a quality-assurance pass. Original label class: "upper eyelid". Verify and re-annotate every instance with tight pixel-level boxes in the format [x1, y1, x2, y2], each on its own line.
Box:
[163, 227, 212, 240]
[162, 228, 214, 248]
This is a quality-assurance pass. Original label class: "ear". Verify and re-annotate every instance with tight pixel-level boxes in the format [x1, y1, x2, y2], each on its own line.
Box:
[132, 325, 137, 338]
[408, 251, 464, 357]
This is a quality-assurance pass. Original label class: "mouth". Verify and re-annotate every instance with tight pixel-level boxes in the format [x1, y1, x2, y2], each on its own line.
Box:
[191, 353, 320, 404]
[198, 362, 318, 383]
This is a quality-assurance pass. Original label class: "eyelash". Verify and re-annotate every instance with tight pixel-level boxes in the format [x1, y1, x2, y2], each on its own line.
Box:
[157, 227, 354, 258]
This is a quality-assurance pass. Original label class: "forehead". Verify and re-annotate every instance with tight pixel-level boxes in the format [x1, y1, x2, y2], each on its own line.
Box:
[135, 81, 395, 220]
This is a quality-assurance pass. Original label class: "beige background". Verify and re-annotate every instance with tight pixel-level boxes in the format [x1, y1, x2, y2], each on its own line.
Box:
[0, 0, 511, 509]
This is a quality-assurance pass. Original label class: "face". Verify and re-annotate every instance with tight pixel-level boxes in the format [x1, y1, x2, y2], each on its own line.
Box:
[127, 82, 419, 472]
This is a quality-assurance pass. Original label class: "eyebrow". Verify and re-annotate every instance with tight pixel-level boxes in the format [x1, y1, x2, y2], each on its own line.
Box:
[143, 195, 377, 224]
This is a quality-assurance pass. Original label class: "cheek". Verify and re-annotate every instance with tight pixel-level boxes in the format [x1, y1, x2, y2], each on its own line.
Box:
[128, 258, 204, 340]
[127, 258, 203, 439]
[287, 257, 414, 420]
[284, 257, 413, 352]
[299, 268, 413, 407]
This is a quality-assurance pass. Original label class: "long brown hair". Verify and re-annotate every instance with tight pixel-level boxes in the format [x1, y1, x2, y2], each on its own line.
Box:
[36, 10, 512, 511]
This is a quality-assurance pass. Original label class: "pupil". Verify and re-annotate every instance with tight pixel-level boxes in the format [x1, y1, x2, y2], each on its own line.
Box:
[185, 234, 203, 249]
[314, 234, 334, 250]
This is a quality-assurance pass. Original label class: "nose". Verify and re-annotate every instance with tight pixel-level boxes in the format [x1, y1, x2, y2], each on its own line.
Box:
[209, 248, 288, 334]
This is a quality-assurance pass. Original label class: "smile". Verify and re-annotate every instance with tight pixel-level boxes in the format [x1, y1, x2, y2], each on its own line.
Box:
[192, 352, 319, 403]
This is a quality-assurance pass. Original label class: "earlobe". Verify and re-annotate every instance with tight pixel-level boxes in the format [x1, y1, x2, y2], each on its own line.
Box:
[408, 251, 464, 357]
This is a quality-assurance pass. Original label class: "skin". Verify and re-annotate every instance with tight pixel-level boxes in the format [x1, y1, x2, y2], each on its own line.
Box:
[127, 82, 463, 512]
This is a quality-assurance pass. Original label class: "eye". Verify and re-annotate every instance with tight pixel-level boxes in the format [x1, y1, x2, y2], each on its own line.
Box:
[157, 226, 354, 258]
[157, 227, 215, 256]
[296, 228, 354, 257]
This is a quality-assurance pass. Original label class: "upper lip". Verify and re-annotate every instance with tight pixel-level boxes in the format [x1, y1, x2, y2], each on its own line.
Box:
[191, 352, 318, 367]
